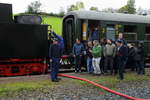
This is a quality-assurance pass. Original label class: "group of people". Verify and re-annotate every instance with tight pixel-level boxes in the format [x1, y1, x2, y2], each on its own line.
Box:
[72, 33, 145, 80]
[49, 30, 145, 82]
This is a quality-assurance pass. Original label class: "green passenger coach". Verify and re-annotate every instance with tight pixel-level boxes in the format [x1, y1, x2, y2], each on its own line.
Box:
[62, 11, 150, 62]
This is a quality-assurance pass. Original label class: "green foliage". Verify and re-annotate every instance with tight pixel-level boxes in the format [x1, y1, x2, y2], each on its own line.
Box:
[26, 0, 42, 14]
[67, 2, 85, 12]
[118, 0, 136, 14]
[42, 16, 63, 35]
[90, 7, 99, 11]
[118, 6, 128, 13]
[102, 8, 117, 13]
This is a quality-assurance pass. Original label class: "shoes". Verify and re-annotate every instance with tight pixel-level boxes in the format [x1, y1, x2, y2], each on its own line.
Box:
[57, 78, 62, 80]
[51, 79, 59, 82]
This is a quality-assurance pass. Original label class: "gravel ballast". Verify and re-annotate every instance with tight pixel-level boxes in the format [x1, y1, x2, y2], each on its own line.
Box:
[1, 80, 150, 100]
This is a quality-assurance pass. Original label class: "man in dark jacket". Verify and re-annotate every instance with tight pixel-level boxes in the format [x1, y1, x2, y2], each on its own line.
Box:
[116, 40, 128, 80]
[134, 41, 145, 75]
[72, 38, 84, 72]
[49, 39, 63, 82]
[50, 30, 64, 51]
[127, 43, 136, 71]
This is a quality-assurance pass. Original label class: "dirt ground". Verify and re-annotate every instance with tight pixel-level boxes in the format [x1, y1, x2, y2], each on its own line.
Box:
[0, 68, 149, 84]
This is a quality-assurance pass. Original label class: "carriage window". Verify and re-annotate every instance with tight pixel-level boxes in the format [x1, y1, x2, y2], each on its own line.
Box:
[145, 27, 150, 40]
[123, 25, 137, 40]
[124, 25, 137, 33]
[145, 27, 150, 34]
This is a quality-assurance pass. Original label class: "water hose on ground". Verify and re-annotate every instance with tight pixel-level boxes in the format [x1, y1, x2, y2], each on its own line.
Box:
[59, 73, 150, 100]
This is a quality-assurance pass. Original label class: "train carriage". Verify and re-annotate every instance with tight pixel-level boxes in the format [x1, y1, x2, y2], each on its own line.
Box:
[63, 11, 150, 63]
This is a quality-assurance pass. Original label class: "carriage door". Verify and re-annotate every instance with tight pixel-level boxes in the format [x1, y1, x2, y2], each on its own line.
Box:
[64, 18, 75, 52]
[106, 25, 115, 41]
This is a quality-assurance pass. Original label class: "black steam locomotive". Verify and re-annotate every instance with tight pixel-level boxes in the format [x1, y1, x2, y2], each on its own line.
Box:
[0, 3, 49, 76]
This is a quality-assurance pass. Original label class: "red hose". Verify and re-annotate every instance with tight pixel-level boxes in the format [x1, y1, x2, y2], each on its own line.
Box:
[59, 73, 150, 100]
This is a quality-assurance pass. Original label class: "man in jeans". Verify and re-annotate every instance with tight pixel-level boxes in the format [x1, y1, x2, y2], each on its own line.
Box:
[92, 40, 102, 75]
[72, 38, 84, 72]
[103, 39, 116, 74]
[86, 41, 94, 73]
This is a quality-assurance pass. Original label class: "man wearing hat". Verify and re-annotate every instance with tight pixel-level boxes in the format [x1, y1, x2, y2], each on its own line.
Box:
[50, 30, 64, 51]
[49, 38, 63, 82]
[116, 40, 128, 80]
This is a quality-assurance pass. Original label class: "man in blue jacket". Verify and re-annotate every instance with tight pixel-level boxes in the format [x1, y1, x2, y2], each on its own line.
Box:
[50, 30, 64, 51]
[49, 38, 63, 82]
[72, 38, 84, 72]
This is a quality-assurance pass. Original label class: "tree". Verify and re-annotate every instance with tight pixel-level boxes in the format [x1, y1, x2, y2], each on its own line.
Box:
[76, 2, 84, 10]
[58, 7, 65, 17]
[118, 0, 136, 14]
[26, 0, 42, 14]
[137, 7, 145, 15]
[102, 8, 117, 13]
[118, 6, 128, 13]
[67, 4, 77, 12]
[67, 2, 84, 12]
[90, 7, 98, 11]
[126, 0, 136, 14]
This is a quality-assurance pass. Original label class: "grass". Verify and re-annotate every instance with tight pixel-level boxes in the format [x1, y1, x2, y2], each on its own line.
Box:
[0, 71, 149, 97]
[0, 80, 63, 97]
[42, 16, 63, 35]
[70, 72, 150, 92]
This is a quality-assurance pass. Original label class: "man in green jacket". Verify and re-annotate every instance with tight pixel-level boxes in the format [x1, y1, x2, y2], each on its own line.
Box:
[92, 40, 102, 75]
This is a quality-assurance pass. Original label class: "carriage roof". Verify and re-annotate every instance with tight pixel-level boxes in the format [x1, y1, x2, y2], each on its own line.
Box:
[64, 11, 150, 24]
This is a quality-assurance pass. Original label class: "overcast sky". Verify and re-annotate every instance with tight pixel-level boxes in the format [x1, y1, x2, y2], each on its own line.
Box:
[0, 0, 149, 14]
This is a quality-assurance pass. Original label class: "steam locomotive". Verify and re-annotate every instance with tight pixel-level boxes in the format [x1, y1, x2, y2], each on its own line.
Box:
[0, 3, 49, 76]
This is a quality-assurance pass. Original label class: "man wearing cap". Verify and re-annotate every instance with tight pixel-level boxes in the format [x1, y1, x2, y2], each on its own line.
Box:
[116, 40, 128, 80]
[49, 38, 63, 82]
[50, 30, 64, 51]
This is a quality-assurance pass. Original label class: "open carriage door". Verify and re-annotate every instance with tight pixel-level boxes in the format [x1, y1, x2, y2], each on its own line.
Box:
[63, 17, 75, 53]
